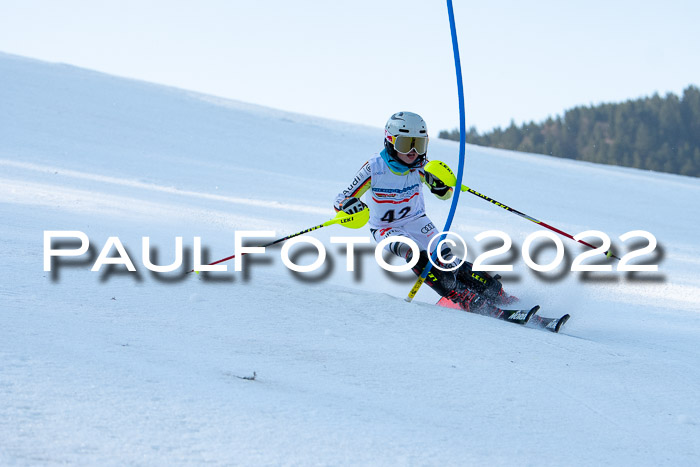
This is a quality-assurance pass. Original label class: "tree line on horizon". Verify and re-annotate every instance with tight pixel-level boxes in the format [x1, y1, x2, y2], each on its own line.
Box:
[438, 85, 700, 177]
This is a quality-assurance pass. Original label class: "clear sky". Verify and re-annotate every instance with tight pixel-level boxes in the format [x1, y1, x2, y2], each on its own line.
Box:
[1, 1, 698, 134]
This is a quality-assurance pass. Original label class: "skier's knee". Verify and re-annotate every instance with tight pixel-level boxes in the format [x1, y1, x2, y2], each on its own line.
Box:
[435, 246, 459, 270]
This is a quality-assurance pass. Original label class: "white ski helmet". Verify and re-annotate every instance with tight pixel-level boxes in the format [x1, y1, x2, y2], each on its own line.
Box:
[384, 111, 429, 167]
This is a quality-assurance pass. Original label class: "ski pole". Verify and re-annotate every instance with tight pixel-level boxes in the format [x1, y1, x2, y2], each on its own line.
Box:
[188, 208, 369, 273]
[424, 160, 621, 260]
[461, 186, 620, 259]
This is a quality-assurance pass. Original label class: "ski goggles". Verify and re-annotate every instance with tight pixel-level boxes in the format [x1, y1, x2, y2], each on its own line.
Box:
[386, 132, 429, 155]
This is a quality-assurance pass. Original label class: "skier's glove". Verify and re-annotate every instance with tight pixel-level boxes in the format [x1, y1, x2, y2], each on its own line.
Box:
[425, 171, 450, 196]
[340, 197, 367, 215]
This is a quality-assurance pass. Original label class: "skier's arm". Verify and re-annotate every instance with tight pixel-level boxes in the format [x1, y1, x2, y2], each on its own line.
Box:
[420, 170, 453, 200]
[334, 161, 372, 212]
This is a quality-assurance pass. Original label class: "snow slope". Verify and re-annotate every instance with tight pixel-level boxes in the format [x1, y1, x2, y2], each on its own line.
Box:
[1, 51, 700, 465]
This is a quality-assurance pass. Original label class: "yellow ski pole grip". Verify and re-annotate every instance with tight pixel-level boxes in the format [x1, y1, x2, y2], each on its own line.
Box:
[424, 160, 469, 191]
[324, 208, 370, 229]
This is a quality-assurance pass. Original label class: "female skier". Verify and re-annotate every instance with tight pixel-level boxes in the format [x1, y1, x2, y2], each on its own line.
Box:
[334, 111, 513, 311]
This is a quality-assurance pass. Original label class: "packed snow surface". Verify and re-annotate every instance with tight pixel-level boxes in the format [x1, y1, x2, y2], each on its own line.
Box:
[1, 52, 699, 465]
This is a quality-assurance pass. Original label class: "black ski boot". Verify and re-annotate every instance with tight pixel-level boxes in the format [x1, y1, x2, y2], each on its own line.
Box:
[407, 250, 459, 298]
[455, 263, 517, 306]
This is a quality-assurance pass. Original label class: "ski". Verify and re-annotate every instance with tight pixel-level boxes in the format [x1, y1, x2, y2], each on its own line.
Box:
[436, 297, 538, 326]
[495, 305, 539, 325]
[529, 313, 570, 333]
